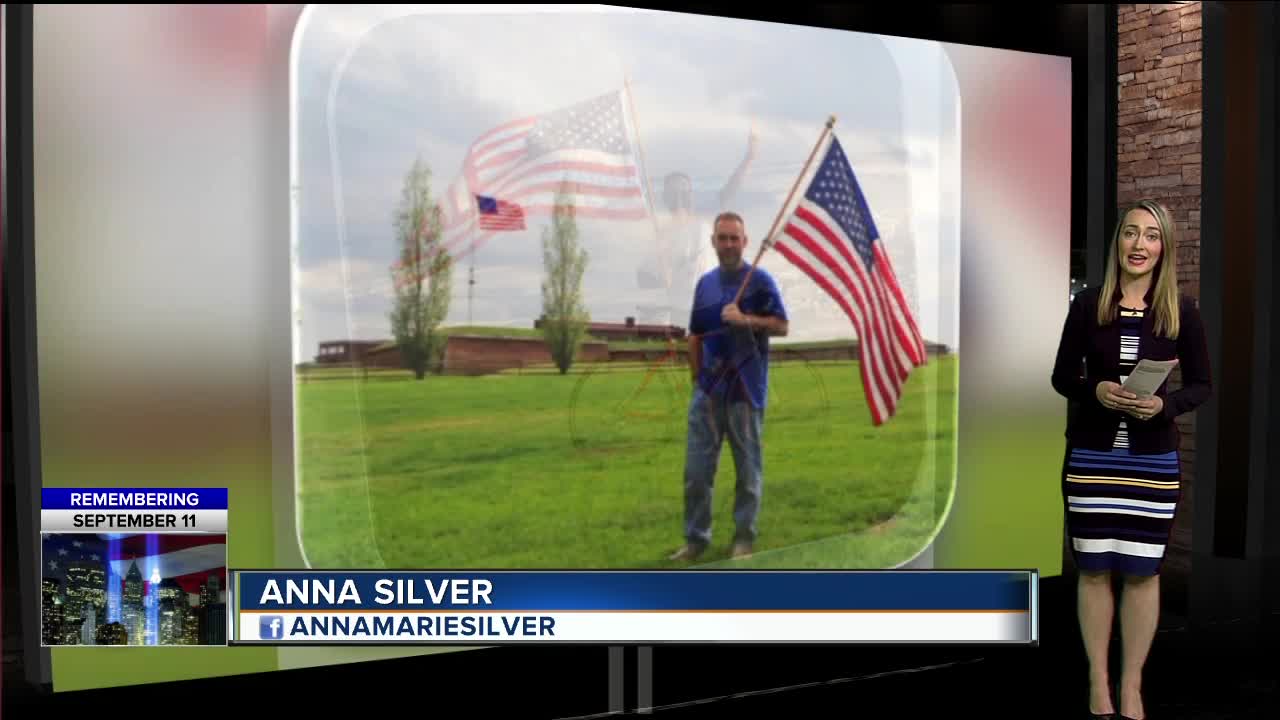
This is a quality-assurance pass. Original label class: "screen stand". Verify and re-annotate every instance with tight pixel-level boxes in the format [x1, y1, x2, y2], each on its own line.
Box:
[608, 645, 653, 713]
[608, 646, 624, 712]
[637, 645, 653, 713]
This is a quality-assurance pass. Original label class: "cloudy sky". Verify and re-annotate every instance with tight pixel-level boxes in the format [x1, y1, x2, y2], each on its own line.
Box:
[291, 5, 961, 363]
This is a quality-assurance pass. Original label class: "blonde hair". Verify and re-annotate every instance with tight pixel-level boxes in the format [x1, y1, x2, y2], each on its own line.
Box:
[1096, 199, 1180, 338]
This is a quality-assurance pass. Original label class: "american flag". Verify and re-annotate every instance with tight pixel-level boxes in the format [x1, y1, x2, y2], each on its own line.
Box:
[43, 532, 226, 597]
[772, 133, 927, 426]
[103, 533, 227, 595]
[475, 194, 526, 231]
[433, 89, 650, 262]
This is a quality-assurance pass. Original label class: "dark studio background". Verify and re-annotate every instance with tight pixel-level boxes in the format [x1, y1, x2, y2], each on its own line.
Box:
[5, 3, 1278, 717]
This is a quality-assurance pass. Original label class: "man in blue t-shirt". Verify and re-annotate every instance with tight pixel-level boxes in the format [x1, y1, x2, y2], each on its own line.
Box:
[669, 211, 789, 562]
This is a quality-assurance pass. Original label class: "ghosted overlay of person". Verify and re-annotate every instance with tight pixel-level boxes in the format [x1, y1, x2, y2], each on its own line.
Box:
[636, 123, 758, 331]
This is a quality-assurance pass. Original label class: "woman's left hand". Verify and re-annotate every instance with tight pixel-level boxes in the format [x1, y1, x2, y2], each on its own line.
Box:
[1126, 395, 1164, 421]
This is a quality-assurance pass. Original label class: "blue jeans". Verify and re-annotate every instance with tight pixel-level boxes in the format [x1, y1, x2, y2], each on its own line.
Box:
[682, 388, 764, 548]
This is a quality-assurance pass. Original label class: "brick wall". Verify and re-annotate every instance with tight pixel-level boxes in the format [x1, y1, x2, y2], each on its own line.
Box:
[1116, 2, 1202, 575]
[442, 335, 609, 375]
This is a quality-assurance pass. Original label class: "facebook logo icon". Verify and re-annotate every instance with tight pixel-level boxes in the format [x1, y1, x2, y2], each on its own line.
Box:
[260, 616, 285, 640]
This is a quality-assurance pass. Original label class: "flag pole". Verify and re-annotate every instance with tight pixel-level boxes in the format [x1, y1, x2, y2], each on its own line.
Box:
[623, 72, 672, 302]
[732, 115, 837, 305]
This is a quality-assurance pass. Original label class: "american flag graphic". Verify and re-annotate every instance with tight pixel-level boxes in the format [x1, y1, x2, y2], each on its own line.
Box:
[43, 532, 226, 596]
[772, 133, 927, 426]
[103, 533, 227, 595]
[434, 89, 650, 262]
[475, 194, 526, 231]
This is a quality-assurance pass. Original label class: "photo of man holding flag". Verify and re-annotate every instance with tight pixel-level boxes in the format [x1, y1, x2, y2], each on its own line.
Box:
[291, 8, 961, 572]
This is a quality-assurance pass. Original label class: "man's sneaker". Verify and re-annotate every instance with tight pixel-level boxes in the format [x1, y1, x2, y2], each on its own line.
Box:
[730, 541, 754, 559]
[667, 544, 705, 561]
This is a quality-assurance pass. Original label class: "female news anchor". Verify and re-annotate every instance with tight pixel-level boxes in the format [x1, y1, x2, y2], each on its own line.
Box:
[1051, 199, 1211, 720]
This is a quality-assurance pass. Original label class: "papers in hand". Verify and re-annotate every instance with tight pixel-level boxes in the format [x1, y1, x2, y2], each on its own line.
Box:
[1121, 358, 1179, 398]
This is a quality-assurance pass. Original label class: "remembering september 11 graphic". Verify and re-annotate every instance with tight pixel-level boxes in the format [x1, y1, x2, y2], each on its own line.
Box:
[40, 533, 228, 646]
[39, 488, 230, 647]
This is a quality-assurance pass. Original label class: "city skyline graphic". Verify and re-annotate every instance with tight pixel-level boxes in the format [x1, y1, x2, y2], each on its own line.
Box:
[40, 532, 228, 646]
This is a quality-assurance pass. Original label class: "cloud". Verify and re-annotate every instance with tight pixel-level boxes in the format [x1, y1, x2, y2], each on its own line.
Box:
[298, 257, 393, 298]
[291, 7, 964, 361]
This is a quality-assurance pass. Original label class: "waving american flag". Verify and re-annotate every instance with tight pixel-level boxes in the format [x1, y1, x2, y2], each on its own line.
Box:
[475, 194, 526, 231]
[772, 132, 927, 426]
[434, 89, 652, 262]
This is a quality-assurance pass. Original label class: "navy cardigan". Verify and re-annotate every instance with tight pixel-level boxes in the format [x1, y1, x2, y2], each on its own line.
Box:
[1051, 285, 1212, 454]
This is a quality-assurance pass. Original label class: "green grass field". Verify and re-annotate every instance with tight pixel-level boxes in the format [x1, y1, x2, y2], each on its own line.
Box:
[600, 337, 861, 352]
[295, 354, 958, 570]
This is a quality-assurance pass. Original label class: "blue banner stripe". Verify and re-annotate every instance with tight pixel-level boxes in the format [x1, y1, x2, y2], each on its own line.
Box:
[1064, 456, 1172, 468]
[1068, 452, 1180, 465]
[41, 488, 228, 510]
[1069, 456, 1180, 468]
[1065, 461, 1180, 474]
[1070, 449, 1178, 460]
[234, 571, 1033, 612]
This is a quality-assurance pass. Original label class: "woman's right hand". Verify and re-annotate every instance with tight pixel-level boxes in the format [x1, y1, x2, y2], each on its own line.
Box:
[1095, 381, 1139, 412]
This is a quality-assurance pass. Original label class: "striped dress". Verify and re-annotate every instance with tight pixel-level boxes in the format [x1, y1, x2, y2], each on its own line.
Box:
[1063, 306, 1181, 576]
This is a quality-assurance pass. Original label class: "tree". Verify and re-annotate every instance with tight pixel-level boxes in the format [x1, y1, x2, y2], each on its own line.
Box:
[389, 156, 453, 380]
[540, 180, 590, 375]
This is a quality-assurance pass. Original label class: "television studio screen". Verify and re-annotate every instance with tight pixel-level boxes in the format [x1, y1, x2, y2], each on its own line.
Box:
[14, 2, 1073, 699]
